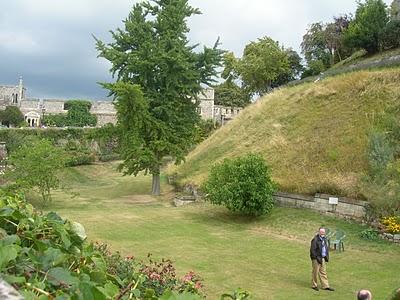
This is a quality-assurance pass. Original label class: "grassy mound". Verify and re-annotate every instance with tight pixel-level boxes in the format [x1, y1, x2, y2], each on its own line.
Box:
[168, 68, 400, 198]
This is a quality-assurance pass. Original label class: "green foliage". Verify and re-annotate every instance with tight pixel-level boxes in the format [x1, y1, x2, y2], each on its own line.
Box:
[44, 100, 97, 127]
[367, 131, 394, 176]
[301, 16, 352, 78]
[213, 81, 251, 108]
[301, 59, 326, 78]
[0, 127, 121, 165]
[383, 20, 400, 49]
[301, 22, 332, 68]
[203, 154, 276, 216]
[222, 38, 302, 93]
[272, 48, 304, 86]
[95, 0, 222, 195]
[235, 37, 291, 96]
[6, 139, 66, 203]
[0, 106, 24, 127]
[194, 119, 220, 144]
[220, 288, 252, 300]
[63, 139, 96, 167]
[0, 192, 203, 299]
[344, 0, 389, 54]
[43, 114, 67, 127]
[360, 228, 379, 240]
[363, 105, 400, 218]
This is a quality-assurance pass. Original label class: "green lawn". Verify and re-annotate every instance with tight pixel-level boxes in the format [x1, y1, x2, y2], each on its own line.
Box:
[39, 162, 400, 300]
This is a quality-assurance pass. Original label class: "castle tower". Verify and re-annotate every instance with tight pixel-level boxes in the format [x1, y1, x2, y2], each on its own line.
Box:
[392, 0, 400, 20]
[18, 76, 24, 104]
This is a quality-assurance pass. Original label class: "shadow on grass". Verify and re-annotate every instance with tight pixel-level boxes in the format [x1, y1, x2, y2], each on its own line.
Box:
[185, 204, 268, 227]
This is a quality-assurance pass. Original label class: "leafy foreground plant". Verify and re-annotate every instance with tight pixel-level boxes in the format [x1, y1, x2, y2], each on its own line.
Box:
[0, 192, 204, 299]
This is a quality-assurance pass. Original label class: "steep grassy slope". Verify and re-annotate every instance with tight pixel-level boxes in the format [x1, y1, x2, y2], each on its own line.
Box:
[168, 68, 400, 198]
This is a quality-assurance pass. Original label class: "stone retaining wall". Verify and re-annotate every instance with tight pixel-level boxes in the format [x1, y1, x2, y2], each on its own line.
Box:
[381, 232, 400, 244]
[0, 279, 23, 300]
[274, 191, 367, 219]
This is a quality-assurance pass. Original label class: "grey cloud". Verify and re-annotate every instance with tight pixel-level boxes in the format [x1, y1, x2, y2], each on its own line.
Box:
[0, 0, 393, 99]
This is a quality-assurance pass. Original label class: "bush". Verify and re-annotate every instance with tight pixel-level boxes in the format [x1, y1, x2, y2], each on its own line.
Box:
[99, 153, 120, 162]
[65, 152, 95, 167]
[301, 59, 326, 78]
[43, 100, 97, 127]
[0, 128, 121, 166]
[0, 106, 24, 127]
[343, 0, 389, 54]
[6, 138, 66, 203]
[360, 228, 380, 240]
[383, 20, 400, 49]
[202, 154, 276, 216]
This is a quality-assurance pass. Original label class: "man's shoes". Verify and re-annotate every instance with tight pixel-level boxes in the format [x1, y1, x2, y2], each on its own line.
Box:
[324, 287, 335, 291]
[312, 287, 319, 291]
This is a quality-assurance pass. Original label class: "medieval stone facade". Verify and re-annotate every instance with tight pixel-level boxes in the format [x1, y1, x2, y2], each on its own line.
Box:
[0, 78, 241, 127]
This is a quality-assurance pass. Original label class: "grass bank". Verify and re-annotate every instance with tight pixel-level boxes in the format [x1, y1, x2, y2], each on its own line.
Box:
[168, 68, 400, 198]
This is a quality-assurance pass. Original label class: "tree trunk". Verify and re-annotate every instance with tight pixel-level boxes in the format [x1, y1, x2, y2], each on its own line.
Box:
[151, 169, 161, 196]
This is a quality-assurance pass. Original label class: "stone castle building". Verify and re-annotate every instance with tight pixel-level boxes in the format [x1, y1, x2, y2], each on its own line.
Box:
[0, 78, 242, 127]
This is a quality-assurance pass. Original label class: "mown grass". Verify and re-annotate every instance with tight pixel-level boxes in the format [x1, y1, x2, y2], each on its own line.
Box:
[40, 163, 400, 299]
[167, 68, 400, 198]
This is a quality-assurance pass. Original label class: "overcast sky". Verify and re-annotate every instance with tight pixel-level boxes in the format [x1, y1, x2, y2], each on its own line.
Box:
[0, 0, 392, 100]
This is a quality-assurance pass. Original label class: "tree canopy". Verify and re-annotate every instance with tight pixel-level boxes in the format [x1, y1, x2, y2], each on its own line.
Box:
[344, 0, 389, 54]
[213, 81, 251, 108]
[44, 100, 97, 127]
[222, 37, 294, 97]
[95, 0, 222, 195]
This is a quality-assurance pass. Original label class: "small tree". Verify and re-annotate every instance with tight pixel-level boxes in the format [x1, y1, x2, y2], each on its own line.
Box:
[0, 106, 24, 127]
[238, 37, 290, 96]
[7, 139, 65, 203]
[202, 154, 276, 217]
[96, 0, 222, 195]
[65, 100, 97, 127]
[213, 81, 251, 108]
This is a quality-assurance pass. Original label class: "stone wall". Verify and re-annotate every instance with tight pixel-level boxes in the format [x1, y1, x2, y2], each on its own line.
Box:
[19, 98, 40, 113]
[274, 191, 367, 219]
[0, 85, 19, 109]
[96, 113, 117, 126]
[214, 105, 242, 124]
[0, 279, 23, 300]
[42, 99, 67, 114]
[90, 101, 116, 114]
[198, 99, 214, 120]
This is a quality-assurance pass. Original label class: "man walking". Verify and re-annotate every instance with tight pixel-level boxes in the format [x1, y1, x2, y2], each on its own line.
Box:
[310, 227, 335, 291]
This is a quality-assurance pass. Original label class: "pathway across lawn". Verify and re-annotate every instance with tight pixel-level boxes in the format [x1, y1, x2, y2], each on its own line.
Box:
[39, 163, 400, 299]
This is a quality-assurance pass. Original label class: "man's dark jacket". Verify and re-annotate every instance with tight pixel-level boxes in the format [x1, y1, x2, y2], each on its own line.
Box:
[310, 234, 329, 264]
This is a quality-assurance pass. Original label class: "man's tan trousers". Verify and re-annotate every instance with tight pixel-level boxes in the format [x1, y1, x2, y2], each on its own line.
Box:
[311, 259, 329, 289]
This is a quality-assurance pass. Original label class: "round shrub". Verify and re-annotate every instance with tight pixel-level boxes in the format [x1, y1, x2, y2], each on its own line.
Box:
[202, 154, 276, 216]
